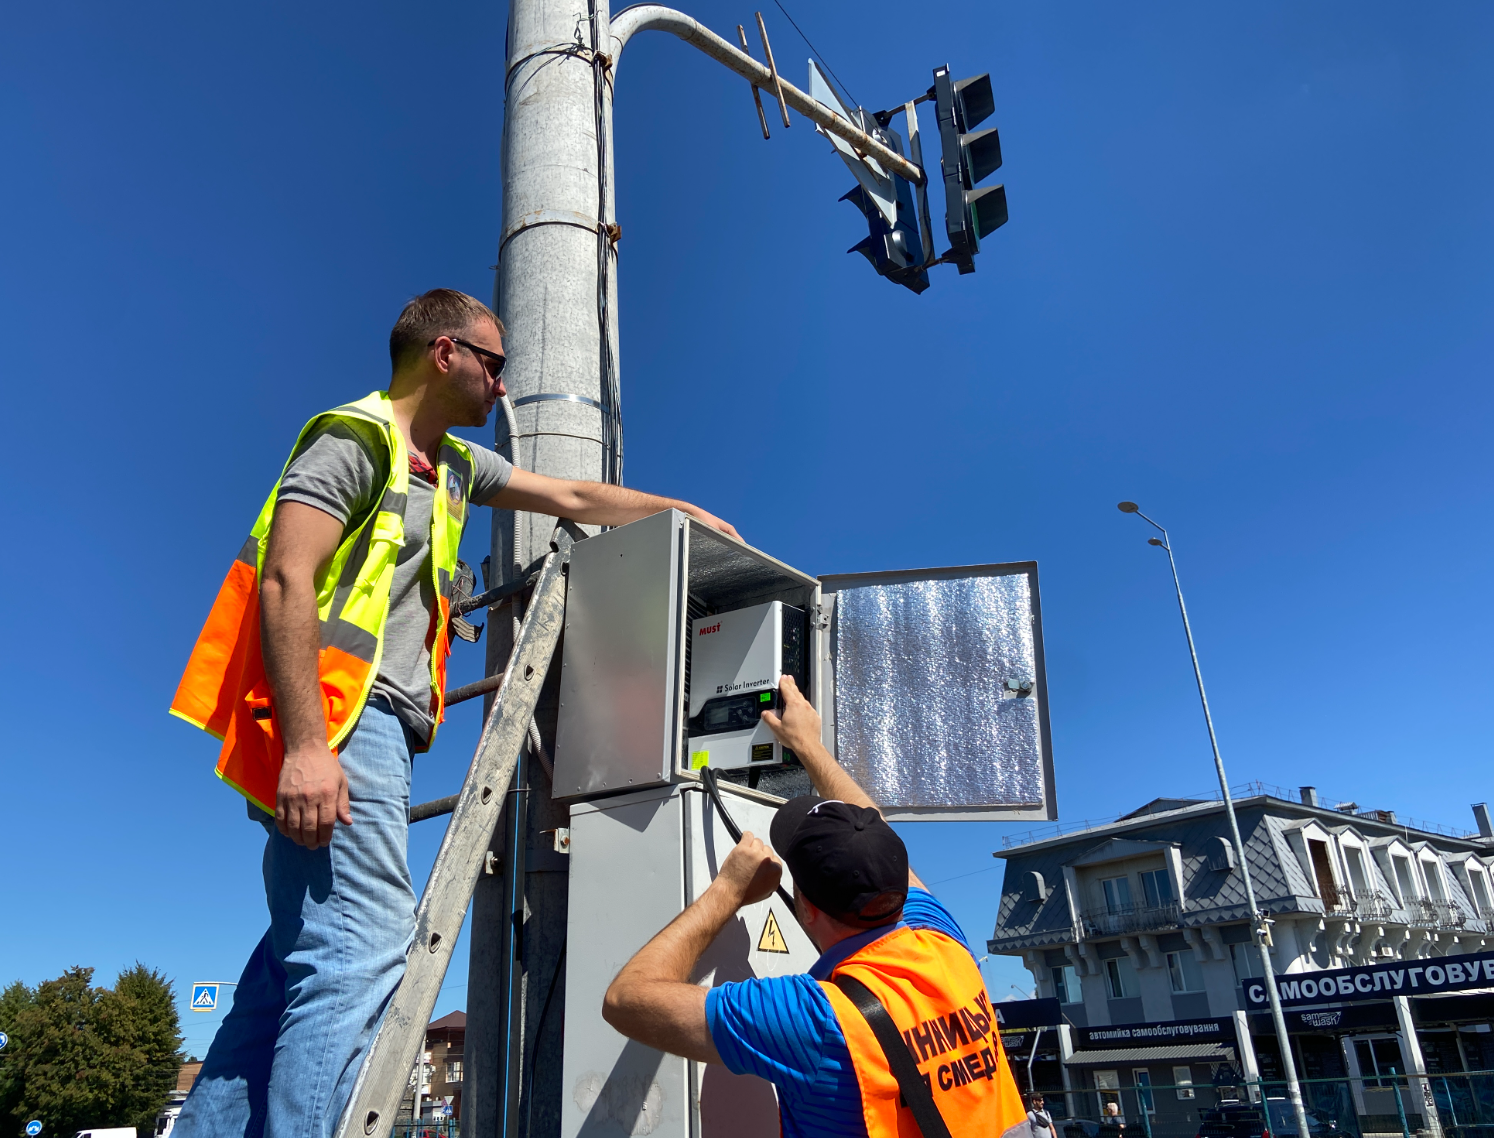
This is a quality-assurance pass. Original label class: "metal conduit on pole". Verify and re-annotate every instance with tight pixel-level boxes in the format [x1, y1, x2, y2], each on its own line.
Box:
[1118, 502, 1313, 1138]
[473, 5, 936, 1133]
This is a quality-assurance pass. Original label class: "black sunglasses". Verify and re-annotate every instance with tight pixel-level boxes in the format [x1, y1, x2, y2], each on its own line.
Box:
[430, 336, 506, 378]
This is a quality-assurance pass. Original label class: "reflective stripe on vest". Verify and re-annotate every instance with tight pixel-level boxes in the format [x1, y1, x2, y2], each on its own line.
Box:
[168, 391, 474, 812]
[820, 927, 1029, 1138]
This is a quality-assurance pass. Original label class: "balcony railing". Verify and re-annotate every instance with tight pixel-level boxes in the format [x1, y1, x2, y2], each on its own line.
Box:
[1408, 898, 1466, 929]
[1082, 901, 1181, 936]
[1323, 885, 1393, 920]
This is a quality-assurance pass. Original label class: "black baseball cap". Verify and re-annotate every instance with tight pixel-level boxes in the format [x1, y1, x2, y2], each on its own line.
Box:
[770, 796, 909, 928]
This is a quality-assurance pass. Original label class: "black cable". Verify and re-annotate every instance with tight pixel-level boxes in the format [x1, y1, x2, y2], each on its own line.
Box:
[700, 767, 797, 913]
[771, 0, 860, 109]
[587, 0, 623, 485]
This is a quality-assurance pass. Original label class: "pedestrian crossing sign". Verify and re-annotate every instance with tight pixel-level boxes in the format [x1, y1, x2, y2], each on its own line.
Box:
[191, 983, 219, 1012]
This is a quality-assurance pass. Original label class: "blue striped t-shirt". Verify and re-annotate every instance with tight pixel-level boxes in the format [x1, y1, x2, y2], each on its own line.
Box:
[704, 888, 974, 1138]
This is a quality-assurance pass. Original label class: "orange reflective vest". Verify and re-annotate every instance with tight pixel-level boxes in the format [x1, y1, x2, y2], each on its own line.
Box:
[169, 391, 475, 813]
[821, 926, 1028, 1138]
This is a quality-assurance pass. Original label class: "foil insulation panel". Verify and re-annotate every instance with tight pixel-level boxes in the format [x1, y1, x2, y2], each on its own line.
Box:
[828, 567, 1053, 817]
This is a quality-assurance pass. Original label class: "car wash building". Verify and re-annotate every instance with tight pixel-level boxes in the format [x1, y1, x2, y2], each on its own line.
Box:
[987, 786, 1494, 1138]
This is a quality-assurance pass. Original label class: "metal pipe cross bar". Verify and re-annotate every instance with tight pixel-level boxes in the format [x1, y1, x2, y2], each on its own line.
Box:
[332, 525, 576, 1138]
[607, 4, 924, 183]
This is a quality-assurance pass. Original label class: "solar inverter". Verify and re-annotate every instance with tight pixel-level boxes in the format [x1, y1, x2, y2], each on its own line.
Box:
[686, 600, 807, 770]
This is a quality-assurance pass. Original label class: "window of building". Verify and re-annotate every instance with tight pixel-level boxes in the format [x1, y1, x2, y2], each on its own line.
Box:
[1051, 965, 1081, 1004]
[1392, 855, 1418, 904]
[1105, 955, 1138, 999]
[1354, 1038, 1407, 1087]
[1230, 942, 1264, 981]
[1167, 949, 1205, 992]
[1140, 868, 1173, 908]
[1344, 846, 1370, 896]
[445, 1059, 463, 1083]
[1308, 839, 1338, 902]
[1093, 1069, 1122, 1117]
[1133, 1070, 1155, 1114]
[1422, 860, 1446, 902]
[1172, 1066, 1196, 1100]
[1102, 876, 1133, 913]
[1469, 868, 1492, 914]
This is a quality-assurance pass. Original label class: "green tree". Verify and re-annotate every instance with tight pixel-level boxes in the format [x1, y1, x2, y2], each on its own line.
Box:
[0, 965, 183, 1137]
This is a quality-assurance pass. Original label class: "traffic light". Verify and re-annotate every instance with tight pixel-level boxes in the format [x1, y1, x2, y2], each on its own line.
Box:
[932, 65, 1007, 274]
[808, 60, 930, 294]
[841, 162, 929, 295]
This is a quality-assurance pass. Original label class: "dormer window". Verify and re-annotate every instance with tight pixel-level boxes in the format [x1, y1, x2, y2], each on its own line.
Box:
[1344, 846, 1369, 895]
[1392, 854, 1419, 904]
[1422, 860, 1446, 902]
[1469, 867, 1492, 915]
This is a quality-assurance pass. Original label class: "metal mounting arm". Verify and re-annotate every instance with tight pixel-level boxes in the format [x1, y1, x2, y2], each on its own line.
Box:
[607, 4, 924, 184]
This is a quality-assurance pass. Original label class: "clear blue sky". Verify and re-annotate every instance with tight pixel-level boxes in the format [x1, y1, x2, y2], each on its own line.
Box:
[2, 0, 1491, 1056]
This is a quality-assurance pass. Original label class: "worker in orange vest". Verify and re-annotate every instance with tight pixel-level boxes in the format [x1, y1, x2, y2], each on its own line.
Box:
[604, 675, 1029, 1138]
[172, 289, 736, 1138]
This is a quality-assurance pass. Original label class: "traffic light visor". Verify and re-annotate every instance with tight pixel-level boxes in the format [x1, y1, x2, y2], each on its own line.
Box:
[964, 128, 1003, 185]
[970, 184, 1008, 239]
[953, 73, 994, 130]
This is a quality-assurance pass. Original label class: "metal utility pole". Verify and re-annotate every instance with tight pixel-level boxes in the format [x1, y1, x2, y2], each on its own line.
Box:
[469, 0, 617, 1133]
[1117, 502, 1313, 1138]
[470, 5, 937, 1134]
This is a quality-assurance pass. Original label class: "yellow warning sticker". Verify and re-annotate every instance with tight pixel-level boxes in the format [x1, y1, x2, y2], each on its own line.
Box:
[757, 910, 789, 954]
[691, 751, 710, 770]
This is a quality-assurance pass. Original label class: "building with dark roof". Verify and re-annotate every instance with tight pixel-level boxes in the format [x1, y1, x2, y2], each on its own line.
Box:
[987, 785, 1494, 1137]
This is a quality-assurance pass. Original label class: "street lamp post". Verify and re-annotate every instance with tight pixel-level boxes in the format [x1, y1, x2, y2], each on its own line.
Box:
[1117, 502, 1312, 1138]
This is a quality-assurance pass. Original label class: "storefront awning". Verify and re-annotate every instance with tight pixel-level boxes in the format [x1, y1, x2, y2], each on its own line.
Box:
[1065, 1042, 1235, 1065]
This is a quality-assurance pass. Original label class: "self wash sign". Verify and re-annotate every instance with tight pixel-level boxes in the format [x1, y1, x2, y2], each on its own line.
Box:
[1243, 950, 1494, 1008]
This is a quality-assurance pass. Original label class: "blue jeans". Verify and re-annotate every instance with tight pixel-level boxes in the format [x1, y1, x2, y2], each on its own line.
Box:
[177, 697, 418, 1138]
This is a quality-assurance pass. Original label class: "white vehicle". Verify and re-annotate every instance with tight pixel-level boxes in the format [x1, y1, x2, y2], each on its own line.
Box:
[73, 1130, 136, 1138]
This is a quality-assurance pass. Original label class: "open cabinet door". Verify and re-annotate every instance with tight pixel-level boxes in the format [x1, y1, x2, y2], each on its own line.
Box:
[818, 561, 1056, 822]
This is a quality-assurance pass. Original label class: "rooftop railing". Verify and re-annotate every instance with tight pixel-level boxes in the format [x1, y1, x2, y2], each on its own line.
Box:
[999, 782, 1480, 850]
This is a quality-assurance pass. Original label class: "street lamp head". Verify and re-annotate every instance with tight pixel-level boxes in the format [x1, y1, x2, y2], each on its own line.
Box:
[1117, 501, 1139, 513]
[1148, 537, 1164, 547]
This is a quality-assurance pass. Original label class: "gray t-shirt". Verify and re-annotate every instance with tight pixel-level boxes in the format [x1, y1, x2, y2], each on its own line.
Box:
[277, 421, 513, 743]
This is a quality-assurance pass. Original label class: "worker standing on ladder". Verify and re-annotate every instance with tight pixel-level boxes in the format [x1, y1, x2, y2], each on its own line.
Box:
[603, 676, 1029, 1138]
[169, 289, 737, 1138]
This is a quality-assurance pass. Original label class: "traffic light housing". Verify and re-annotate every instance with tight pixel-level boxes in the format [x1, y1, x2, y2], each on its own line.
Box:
[841, 166, 929, 295]
[933, 65, 1007, 274]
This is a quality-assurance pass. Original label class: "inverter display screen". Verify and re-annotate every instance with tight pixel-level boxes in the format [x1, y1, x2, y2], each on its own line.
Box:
[689, 690, 775, 736]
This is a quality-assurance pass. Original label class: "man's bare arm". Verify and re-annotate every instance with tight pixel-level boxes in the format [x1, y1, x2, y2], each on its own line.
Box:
[603, 834, 782, 1062]
[760, 676, 927, 891]
[260, 500, 351, 850]
[485, 467, 740, 542]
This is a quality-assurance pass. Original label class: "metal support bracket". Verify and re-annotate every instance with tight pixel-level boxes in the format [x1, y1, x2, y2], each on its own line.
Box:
[754, 12, 791, 129]
[737, 25, 770, 139]
[332, 524, 577, 1138]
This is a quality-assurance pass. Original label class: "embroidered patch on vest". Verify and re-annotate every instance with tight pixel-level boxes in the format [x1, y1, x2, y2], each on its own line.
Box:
[445, 469, 466, 524]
